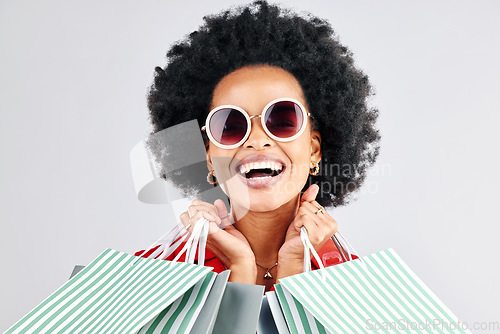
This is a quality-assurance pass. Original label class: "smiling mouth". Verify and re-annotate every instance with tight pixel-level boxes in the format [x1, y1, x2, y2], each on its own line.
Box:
[237, 161, 285, 179]
[243, 168, 283, 179]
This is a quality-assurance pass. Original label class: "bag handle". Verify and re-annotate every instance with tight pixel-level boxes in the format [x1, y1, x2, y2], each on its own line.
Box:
[139, 218, 360, 270]
[134, 226, 184, 259]
[173, 217, 209, 264]
[136, 217, 209, 266]
[300, 226, 325, 273]
[300, 227, 361, 279]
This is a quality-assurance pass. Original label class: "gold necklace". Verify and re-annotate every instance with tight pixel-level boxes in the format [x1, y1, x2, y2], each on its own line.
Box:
[255, 262, 278, 279]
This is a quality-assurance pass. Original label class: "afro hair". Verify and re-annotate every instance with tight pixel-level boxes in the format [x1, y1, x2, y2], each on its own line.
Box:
[147, 0, 381, 207]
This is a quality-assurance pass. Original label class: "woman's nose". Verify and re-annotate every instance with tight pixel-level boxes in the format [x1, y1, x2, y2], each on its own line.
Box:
[244, 117, 273, 150]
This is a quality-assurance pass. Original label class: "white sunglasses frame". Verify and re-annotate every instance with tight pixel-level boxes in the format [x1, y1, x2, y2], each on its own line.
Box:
[201, 97, 311, 149]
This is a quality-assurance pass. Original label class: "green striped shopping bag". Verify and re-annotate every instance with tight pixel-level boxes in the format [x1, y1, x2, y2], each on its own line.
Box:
[271, 284, 329, 334]
[269, 228, 471, 334]
[6, 218, 227, 334]
[5, 248, 214, 334]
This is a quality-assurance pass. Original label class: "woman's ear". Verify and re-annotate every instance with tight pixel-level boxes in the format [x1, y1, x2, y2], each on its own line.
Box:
[310, 130, 322, 163]
[206, 145, 213, 171]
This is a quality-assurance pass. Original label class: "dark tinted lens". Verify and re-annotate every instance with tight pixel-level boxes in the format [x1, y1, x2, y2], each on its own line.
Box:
[264, 101, 303, 138]
[209, 108, 247, 145]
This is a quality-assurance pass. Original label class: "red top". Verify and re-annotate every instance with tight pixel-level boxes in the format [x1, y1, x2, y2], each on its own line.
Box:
[135, 238, 358, 273]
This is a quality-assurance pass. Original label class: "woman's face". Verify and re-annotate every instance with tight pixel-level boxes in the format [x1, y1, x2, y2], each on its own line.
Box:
[207, 65, 321, 213]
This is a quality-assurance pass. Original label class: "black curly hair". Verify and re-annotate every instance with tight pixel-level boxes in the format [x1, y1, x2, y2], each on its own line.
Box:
[147, 0, 380, 207]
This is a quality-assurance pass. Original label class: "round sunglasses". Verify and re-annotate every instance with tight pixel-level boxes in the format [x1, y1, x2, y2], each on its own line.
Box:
[201, 98, 312, 149]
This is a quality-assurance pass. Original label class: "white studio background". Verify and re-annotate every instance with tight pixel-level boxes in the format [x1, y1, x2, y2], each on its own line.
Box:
[1, 0, 499, 332]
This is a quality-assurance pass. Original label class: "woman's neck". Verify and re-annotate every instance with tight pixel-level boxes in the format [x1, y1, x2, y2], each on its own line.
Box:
[230, 194, 300, 266]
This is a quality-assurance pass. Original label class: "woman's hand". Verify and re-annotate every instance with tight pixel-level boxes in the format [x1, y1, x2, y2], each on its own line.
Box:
[277, 184, 338, 280]
[180, 199, 256, 284]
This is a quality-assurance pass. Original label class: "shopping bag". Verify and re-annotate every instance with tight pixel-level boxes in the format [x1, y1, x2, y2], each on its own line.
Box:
[134, 217, 230, 334]
[6, 216, 229, 334]
[273, 229, 471, 334]
[66, 266, 230, 334]
[262, 228, 350, 334]
[259, 293, 286, 334]
[273, 285, 328, 334]
[136, 219, 265, 334]
[5, 248, 213, 334]
[190, 270, 231, 334]
[136, 271, 216, 333]
[212, 281, 265, 334]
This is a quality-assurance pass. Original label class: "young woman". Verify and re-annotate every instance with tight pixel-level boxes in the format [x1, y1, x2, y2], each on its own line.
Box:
[138, 1, 380, 292]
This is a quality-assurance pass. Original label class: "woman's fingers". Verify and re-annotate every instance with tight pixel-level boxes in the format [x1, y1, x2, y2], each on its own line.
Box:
[186, 199, 235, 233]
[181, 204, 224, 235]
[179, 200, 255, 271]
[302, 201, 329, 220]
[191, 210, 220, 227]
[180, 199, 236, 240]
[300, 184, 320, 203]
[192, 199, 231, 223]
[213, 199, 228, 217]
[214, 199, 233, 228]
[191, 199, 218, 212]
[188, 202, 221, 224]
[293, 200, 338, 247]
[179, 211, 191, 232]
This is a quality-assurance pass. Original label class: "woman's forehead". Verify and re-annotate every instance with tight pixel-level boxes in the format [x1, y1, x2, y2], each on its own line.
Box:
[211, 65, 306, 112]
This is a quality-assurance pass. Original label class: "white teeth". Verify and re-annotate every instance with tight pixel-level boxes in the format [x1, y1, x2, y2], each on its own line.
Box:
[238, 161, 284, 174]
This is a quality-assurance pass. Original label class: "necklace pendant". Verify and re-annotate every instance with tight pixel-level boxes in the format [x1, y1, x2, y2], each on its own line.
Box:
[264, 271, 273, 279]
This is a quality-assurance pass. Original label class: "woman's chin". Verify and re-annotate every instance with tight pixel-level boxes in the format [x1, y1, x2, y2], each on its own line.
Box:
[220, 172, 303, 213]
[231, 190, 298, 214]
[247, 200, 282, 212]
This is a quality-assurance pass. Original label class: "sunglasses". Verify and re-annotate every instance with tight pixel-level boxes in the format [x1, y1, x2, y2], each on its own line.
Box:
[201, 98, 312, 149]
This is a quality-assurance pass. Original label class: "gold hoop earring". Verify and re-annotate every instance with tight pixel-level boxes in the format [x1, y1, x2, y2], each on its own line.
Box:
[309, 161, 320, 176]
[207, 169, 217, 185]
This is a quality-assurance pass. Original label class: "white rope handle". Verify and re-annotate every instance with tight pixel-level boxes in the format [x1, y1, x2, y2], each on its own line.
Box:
[158, 233, 189, 260]
[300, 227, 326, 281]
[135, 225, 184, 259]
[197, 220, 209, 265]
[173, 217, 209, 265]
[301, 229, 311, 272]
[136, 217, 210, 267]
